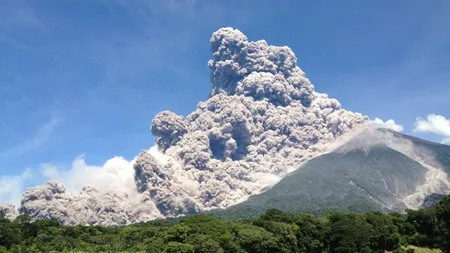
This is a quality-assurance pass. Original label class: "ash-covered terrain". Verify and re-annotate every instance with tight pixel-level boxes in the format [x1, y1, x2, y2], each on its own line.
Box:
[1, 27, 448, 226]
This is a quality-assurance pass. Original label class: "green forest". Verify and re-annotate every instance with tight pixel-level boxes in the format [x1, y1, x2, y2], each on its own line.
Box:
[1, 196, 449, 253]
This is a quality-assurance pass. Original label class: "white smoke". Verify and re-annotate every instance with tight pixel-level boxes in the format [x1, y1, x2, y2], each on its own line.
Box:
[6, 27, 369, 225]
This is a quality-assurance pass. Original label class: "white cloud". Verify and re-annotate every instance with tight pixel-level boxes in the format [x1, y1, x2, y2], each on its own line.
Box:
[0, 169, 32, 205]
[41, 155, 136, 196]
[414, 114, 450, 144]
[0, 144, 168, 207]
[40, 145, 166, 196]
[371, 117, 404, 132]
[414, 114, 450, 136]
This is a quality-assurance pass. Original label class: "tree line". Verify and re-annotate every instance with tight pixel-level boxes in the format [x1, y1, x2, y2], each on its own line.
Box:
[1, 196, 449, 253]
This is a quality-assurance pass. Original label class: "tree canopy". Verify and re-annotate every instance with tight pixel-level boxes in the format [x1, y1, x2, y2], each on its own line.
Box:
[0, 197, 449, 253]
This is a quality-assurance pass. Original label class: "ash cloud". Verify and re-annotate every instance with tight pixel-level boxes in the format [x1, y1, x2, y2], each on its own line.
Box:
[2, 27, 368, 225]
[0, 203, 18, 220]
[19, 181, 162, 226]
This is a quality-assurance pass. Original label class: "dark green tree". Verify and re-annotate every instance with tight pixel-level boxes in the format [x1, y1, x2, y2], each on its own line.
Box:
[164, 242, 195, 253]
[0, 219, 21, 250]
[234, 224, 280, 253]
[186, 234, 224, 253]
[328, 213, 372, 253]
[435, 196, 450, 251]
[406, 208, 439, 247]
[365, 212, 400, 251]
[295, 213, 329, 253]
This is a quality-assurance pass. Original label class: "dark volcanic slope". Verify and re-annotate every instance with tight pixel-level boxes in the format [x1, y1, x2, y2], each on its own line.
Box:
[214, 131, 450, 220]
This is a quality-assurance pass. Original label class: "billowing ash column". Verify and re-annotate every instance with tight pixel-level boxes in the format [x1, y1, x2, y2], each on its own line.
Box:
[6, 27, 367, 226]
[208, 27, 314, 107]
[132, 27, 366, 217]
[151, 110, 188, 151]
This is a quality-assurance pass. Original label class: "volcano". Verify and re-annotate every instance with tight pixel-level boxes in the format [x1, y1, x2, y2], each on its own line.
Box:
[215, 128, 450, 219]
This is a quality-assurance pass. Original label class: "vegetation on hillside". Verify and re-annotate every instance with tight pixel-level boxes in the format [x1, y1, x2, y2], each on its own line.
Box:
[1, 196, 449, 253]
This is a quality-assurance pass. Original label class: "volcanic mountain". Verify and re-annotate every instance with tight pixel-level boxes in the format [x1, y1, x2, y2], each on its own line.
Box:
[214, 128, 450, 219]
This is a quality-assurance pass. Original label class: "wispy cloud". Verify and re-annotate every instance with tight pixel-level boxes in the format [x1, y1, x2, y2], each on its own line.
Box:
[0, 0, 49, 50]
[0, 115, 61, 159]
[0, 168, 32, 205]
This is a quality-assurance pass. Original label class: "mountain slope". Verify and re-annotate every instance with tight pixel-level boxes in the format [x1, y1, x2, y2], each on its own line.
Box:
[403, 133, 450, 175]
[215, 130, 450, 219]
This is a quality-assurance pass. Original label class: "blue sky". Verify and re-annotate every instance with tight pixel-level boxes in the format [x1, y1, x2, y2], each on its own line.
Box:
[1, 0, 450, 204]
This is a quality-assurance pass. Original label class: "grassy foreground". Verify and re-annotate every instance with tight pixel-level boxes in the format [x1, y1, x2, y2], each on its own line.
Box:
[386, 245, 443, 253]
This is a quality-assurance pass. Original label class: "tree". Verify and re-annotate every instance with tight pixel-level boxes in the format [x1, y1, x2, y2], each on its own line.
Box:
[406, 209, 439, 247]
[234, 224, 280, 253]
[253, 219, 299, 253]
[166, 224, 191, 242]
[164, 242, 194, 253]
[364, 212, 400, 251]
[0, 221, 20, 249]
[435, 196, 450, 251]
[436, 196, 450, 228]
[260, 209, 295, 224]
[328, 213, 372, 253]
[186, 234, 224, 253]
[295, 213, 329, 253]
[180, 215, 228, 239]
[146, 237, 166, 253]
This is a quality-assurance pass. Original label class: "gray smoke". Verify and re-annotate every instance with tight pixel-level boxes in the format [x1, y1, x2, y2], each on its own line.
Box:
[18, 181, 162, 226]
[3, 27, 367, 225]
[0, 203, 18, 220]
[151, 111, 188, 151]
